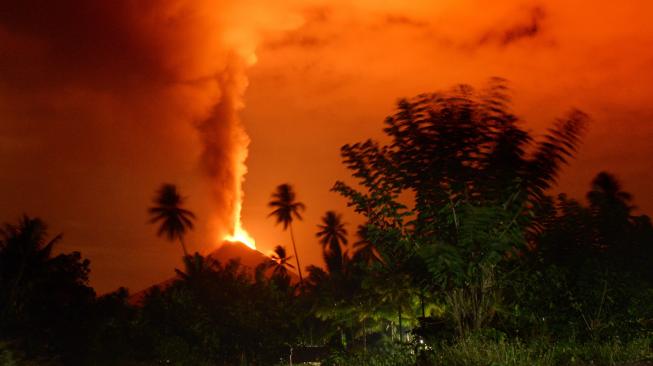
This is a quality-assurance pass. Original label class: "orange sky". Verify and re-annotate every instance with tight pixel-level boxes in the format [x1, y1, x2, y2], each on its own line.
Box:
[1, 1, 652, 293]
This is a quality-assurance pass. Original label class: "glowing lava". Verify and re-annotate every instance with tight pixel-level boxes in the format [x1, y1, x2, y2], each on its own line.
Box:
[222, 162, 256, 249]
[224, 228, 256, 250]
[224, 203, 256, 250]
[222, 102, 256, 250]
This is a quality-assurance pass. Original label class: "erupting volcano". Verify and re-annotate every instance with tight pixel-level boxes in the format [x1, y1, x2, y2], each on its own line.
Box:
[224, 205, 257, 250]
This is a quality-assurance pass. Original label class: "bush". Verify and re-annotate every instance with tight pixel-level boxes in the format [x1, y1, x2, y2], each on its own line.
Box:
[424, 335, 653, 366]
[322, 343, 416, 366]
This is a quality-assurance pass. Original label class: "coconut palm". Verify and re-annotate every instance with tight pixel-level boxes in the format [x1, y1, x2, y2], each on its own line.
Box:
[148, 184, 195, 257]
[352, 225, 379, 264]
[267, 245, 295, 279]
[268, 183, 305, 285]
[175, 253, 217, 284]
[0, 216, 61, 317]
[316, 211, 347, 274]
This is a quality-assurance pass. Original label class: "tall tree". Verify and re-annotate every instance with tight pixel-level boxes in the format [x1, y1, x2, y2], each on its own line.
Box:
[316, 211, 348, 274]
[333, 80, 588, 335]
[148, 184, 195, 257]
[352, 225, 379, 264]
[0, 216, 61, 319]
[586, 172, 653, 274]
[268, 184, 306, 285]
[0, 216, 94, 362]
[175, 253, 217, 284]
[518, 173, 653, 337]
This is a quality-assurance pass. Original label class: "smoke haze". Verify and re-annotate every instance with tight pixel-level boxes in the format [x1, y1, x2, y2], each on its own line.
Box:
[0, 0, 302, 291]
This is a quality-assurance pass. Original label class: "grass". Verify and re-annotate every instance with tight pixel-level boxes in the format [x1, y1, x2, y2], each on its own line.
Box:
[428, 336, 653, 366]
[312, 335, 653, 366]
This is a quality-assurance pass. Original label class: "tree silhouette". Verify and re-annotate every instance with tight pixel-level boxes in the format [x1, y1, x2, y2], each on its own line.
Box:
[585, 172, 653, 274]
[520, 172, 653, 338]
[316, 211, 347, 274]
[588, 172, 634, 238]
[175, 253, 217, 284]
[0, 216, 94, 362]
[0, 216, 61, 318]
[267, 245, 295, 278]
[268, 184, 306, 286]
[352, 225, 379, 264]
[333, 80, 589, 335]
[148, 184, 195, 258]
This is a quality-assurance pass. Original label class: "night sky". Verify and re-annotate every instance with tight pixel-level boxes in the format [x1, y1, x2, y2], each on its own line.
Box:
[1, 1, 652, 293]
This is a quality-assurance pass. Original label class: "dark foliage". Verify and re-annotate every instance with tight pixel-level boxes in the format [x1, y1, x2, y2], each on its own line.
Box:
[0, 216, 95, 364]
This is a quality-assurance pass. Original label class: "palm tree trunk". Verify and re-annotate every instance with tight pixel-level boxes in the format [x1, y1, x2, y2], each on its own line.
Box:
[398, 307, 403, 342]
[420, 289, 426, 318]
[4, 256, 27, 319]
[363, 317, 367, 354]
[289, 223, 304, 286]
[179, 237, 189, 258]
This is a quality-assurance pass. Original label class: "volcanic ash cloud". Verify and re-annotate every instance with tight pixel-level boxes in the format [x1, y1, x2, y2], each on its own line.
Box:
[0, 0, 301, 248]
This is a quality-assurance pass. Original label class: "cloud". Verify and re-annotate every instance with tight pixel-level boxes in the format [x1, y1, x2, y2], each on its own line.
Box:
[383, 14, 429, 28]
[478, 6, 546, 47]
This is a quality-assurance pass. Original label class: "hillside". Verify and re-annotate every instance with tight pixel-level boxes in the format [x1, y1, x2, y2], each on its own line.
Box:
[128, 241, 297, 305]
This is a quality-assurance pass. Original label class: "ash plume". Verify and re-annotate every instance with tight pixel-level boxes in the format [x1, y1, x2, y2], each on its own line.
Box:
[196, 58, 252, 240]
[0, 0, 294, 258]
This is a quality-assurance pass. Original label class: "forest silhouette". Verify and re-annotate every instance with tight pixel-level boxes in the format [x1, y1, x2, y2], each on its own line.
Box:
[1, 81, 652, 365]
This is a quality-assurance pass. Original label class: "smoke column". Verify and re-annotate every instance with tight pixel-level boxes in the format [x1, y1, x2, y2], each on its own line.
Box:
[198, 57, 256, 248]
[0, 0, 302, 255]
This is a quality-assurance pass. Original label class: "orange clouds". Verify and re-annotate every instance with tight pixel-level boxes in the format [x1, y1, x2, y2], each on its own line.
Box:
[241, 0, 653, 271]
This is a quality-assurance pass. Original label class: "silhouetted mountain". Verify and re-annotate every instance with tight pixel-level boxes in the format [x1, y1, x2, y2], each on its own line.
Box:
[209, 240, 270, 270]
[209, 241, 299, 283]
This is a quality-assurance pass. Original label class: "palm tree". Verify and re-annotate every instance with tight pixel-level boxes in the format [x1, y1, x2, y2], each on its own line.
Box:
[586, 172, 639, 261]
[352, 224, 379, 264]
[587, 172, 633, 214]
[267, 245, 295, 278]
[268, 183, 306, 286]
[0, 216, 61, 317]
[316, 211, 347, 274]
[175, 253, 217, 283]
[148, 184, 195, 257]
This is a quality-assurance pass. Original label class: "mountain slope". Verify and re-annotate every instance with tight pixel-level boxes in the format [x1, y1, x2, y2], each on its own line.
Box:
[128, 241, 297, 305]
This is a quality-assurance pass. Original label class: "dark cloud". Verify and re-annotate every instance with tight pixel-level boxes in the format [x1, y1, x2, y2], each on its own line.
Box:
[479, 6, 546, 47]
[264, 33, 332, 50]
[262, 6, 335, 50]
[0, 2, 180, 93]
[383, 14, 429, 28]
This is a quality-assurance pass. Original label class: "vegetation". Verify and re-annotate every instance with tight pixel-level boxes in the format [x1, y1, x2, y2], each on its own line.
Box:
[269, 183, 307, 286]
[148, 183, 196, 257]
[1, 81, 651, 365]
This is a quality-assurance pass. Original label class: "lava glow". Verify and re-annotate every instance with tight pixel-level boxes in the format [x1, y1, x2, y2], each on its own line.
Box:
[224, 228, 256, 250]
[224, 160, 256, 249]
[222, 107, 256, 250]
[224, 201, 256, 250]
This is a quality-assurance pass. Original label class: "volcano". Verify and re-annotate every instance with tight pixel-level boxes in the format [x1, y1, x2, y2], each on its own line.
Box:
[128, 241, 297, 305]
[208, 241, 300, 284]
[210, 240, 270, 269]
